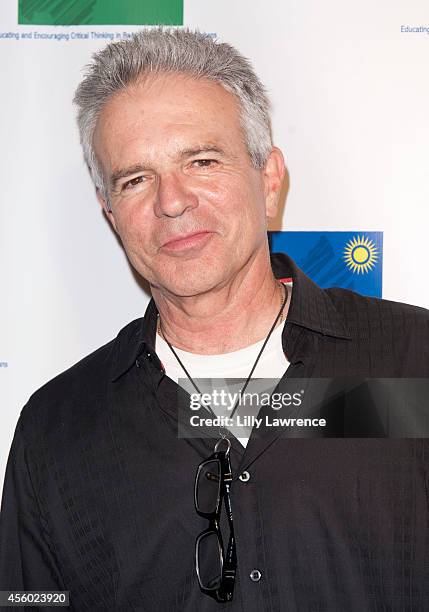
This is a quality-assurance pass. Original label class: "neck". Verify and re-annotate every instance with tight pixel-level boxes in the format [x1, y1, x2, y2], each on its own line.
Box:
[151, 252, 290, 355]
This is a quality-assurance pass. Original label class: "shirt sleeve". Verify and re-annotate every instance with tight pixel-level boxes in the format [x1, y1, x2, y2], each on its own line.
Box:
[0, 412, 65, 592]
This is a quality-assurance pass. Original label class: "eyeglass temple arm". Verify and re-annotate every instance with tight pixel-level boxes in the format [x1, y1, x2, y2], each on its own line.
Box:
[220, 466, 237, 592]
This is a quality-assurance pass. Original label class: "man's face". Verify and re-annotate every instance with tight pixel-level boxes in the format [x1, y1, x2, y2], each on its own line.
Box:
[93, 73, 284, 297]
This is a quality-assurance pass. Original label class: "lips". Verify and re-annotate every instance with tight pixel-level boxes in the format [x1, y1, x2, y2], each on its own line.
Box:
[161, 230, 213, 252]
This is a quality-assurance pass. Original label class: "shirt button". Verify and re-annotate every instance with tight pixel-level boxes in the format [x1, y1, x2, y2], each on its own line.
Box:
[239, 471, 250, 482]
[249, 569, 262, 582]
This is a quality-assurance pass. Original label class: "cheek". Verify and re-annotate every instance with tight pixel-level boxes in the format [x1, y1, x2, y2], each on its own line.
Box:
[217, 184, 267, 233]
[114, 205, 153, 253]
[203, 174, 265, 219]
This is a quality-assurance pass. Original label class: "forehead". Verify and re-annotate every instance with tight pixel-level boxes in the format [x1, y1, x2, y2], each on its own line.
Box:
[93, 73, 245, 163]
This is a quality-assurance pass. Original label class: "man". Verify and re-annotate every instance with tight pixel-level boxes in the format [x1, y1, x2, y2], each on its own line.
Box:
[1, 28, 428, 611]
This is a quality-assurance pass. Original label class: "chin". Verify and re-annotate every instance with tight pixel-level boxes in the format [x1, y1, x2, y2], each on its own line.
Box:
[151, 265, 225, 297]
[158, 277, 219, 298]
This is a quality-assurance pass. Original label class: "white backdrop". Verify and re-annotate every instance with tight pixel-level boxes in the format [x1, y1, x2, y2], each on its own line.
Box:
[1, 0, 429, 491]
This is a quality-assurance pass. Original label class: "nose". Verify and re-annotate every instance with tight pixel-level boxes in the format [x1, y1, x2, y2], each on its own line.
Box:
[153, 172, 198, 218]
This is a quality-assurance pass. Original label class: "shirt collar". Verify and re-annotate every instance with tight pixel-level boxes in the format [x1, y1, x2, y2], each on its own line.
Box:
[271, 251, 351, 339]
[109, 251, 351, 382]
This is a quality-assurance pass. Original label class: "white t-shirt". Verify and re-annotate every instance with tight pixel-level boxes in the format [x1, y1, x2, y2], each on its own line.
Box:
[155, 283, 292, 447]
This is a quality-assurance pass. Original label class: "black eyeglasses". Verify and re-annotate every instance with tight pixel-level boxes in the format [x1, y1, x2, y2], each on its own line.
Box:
[194, 438, 237, 603]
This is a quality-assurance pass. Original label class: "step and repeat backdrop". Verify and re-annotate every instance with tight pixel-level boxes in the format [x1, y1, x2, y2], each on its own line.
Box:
[1, 0, 428, 489]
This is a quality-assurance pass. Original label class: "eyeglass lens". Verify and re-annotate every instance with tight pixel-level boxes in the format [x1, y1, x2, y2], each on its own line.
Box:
[195, 459, 221, 514]
[197, 531, 223, 590]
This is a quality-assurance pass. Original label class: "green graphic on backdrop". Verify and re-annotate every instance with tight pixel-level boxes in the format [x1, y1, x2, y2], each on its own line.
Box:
[18, 0, 183, 26]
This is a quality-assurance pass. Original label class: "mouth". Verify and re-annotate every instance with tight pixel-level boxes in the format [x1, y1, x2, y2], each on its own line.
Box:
[161, 230, 214, 253]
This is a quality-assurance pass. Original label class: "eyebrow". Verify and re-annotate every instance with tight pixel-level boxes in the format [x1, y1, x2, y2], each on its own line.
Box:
[177, 145, 225, 159]
[110, 146, 226, 190]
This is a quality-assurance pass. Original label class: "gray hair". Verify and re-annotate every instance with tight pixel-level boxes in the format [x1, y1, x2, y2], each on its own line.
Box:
[73, 27, 273, 211]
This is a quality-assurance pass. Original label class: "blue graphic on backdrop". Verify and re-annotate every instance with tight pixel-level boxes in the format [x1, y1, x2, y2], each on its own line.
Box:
[269, 231, 383, 298]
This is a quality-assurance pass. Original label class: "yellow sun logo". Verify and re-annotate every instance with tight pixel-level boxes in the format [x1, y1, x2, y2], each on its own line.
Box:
[343, 235, 378, 274]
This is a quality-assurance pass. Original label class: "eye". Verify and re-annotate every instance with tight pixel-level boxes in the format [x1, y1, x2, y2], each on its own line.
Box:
[122, 175, 146, 190]
[191, 159, 219, 168]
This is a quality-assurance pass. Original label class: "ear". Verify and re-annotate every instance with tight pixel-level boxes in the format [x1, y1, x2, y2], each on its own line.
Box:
[262, 147, 286, 219]
[96, 188, 118, 233]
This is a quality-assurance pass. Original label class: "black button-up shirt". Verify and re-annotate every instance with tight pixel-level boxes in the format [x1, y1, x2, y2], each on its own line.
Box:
[1, 252, 429, 611]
